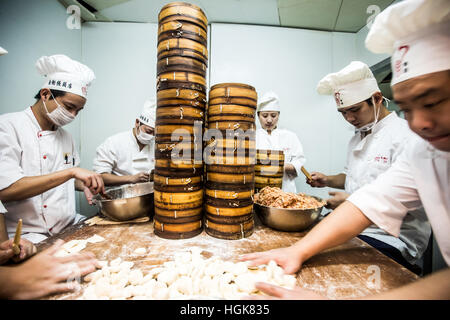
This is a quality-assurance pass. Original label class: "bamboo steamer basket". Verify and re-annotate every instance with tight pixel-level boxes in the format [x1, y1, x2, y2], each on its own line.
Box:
[205, 215, 253, 240]
[208, 97, 257, 108]
[209, 83, 257, 101]
[255, 149, 284, 190]
[208, 121, 255, 131]
[158, 39, 208, 63]
[157, 56, 207, 77]
[157, 105, 204, 120]
[206, 138, 255, 150]
[158, 21, 207, 46]
[157, 78, 206, 94]
[154, 197, 203, 210]
[207, 104, 255, 118]
[158, 2, 207, 31]
[154, 217, 203, 239]
[157, 87, 206, 102]
[206, 164, 254, 174]
[157, 71, 207, 87]
[157, 98, 206, 108]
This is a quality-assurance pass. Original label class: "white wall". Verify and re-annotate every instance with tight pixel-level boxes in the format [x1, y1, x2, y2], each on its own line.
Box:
[0, 0, 81, 143]
[209, 23, 355, 200]
[79, 22, 158, 215]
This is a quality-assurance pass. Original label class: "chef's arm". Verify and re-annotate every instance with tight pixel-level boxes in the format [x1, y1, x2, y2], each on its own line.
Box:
[362, 267, 450, 300]
[325, 173, 346, 189]
[291, 201, 372, 263]
[0, 169, 75, 202]
[0, 215, 8, 242]
[100, 173, 135, 186]
[0, 168, 104, 202]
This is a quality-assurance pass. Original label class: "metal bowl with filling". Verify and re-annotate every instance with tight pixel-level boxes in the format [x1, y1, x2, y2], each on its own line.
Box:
[92, 182, 154, 221]
[254, 194, 325, 232]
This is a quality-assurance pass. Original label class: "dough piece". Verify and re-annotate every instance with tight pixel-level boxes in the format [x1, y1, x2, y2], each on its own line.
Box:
[134, 247, 146, 255]
[157, 269, 178, 286]
[128, 269, 144, 286]
[86, 234, 105, 243]
[110, 257, 122, 267]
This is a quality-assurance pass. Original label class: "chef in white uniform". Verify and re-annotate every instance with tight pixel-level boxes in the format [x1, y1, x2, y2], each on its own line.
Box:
[93, 99, 156, 186]
[242, 0, 450, 299]
[256, 91, 306, 193]
[0, 54, 105, 244]
[307, 61, 430, 273]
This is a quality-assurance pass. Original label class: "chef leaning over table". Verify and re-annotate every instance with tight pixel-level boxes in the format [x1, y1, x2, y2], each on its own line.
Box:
[92, 99, 156, 186]
[256, 91, 306, 193]
[0, 54, 105, 244]
[242, 0, 450, 299]
[307, 61, 430, 274]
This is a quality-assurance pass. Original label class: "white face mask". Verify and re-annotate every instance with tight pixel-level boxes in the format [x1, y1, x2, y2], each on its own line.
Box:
[42, 92, 75, 127]
[136, 126, 154, 145]
[355, 96, 389, 134]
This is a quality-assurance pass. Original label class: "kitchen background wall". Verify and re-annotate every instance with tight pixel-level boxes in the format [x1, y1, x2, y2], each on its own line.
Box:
[0, 0, 445, 272]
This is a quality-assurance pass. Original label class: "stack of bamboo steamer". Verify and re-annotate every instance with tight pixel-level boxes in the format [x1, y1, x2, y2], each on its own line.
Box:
[255, 149, 285, 192]
[154, 2, 208, 239]
[204, 83, 257, 240]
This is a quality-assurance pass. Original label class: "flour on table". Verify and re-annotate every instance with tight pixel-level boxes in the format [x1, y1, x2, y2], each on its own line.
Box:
[54, 234, 105, 257]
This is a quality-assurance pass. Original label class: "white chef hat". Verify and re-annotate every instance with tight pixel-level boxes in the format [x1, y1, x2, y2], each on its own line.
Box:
[36, 54, 96, 99]
[0, 47, 7, 56]
[317, 61, 380, 109]
[366, 0, 450, 86]
[257, 91, 281, 112]
[138, 98, 156, 127]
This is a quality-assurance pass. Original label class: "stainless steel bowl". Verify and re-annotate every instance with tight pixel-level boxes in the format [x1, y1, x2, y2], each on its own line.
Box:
[93, 182, 154, 221]
[254, 196, 324, 232]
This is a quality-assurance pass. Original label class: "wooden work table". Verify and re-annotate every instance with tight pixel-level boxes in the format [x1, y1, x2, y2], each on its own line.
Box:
[39, 214, 418, 300]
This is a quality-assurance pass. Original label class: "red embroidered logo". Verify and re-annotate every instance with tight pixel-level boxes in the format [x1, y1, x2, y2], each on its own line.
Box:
[374, 156, 388, 164]
[334, 92, 343, 106]
[394, 45, 409, 75]
[81, 86, 87, 96]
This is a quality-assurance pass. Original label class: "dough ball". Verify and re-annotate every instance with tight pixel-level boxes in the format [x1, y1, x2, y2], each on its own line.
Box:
[128, 269, 144, 286]
[134, 247, 146, 255]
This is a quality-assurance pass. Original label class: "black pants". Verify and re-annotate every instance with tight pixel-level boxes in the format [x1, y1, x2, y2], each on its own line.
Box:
[358, 235, 422, 275]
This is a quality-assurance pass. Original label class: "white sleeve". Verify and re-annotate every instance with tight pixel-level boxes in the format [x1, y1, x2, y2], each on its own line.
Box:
[0, 200, 6, 214]
[287, 133, 306, 177]
[0, 119, 26, 190]
[92, 138, 116, 174]
[347, 150, 422, 237]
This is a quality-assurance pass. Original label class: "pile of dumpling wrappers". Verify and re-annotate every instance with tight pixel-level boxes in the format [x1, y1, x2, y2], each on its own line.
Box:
[80, 247, 297, 300]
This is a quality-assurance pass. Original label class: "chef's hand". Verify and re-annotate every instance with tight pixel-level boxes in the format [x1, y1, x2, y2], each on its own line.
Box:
[307, 172, 328, 188]
[0, 239, 37, 265]
[326, 191, 349, 210]
[130, 172, 150, 184]
[245, 282, 328, 300]
[240, 246, 303, 274]
[284, 164, 298, 179]
[7, 239, 100, 300]
[83, 186, 94, 205]
[72, 168, 105, 195]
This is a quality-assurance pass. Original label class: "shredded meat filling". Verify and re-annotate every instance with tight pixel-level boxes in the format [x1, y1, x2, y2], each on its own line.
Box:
[254, 186, 325, 209]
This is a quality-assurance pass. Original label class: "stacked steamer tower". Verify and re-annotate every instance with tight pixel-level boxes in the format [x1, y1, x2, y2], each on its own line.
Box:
[154, 2, 208, 239]
[205, 83, 257, 239]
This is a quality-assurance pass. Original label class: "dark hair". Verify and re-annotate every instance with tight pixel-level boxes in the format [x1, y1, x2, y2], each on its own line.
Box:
[365, 97, 374, 106]
[34, 89, 66, 101]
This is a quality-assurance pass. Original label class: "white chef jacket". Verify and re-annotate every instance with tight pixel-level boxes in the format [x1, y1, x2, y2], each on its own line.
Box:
[344, 112, 430, 264]
[348, 136, 449, 266]
[0, 200, 6, 213]
[0, 107, 81, 243]
[255, 128, 306, 193]
[93, 130, 155, 177]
